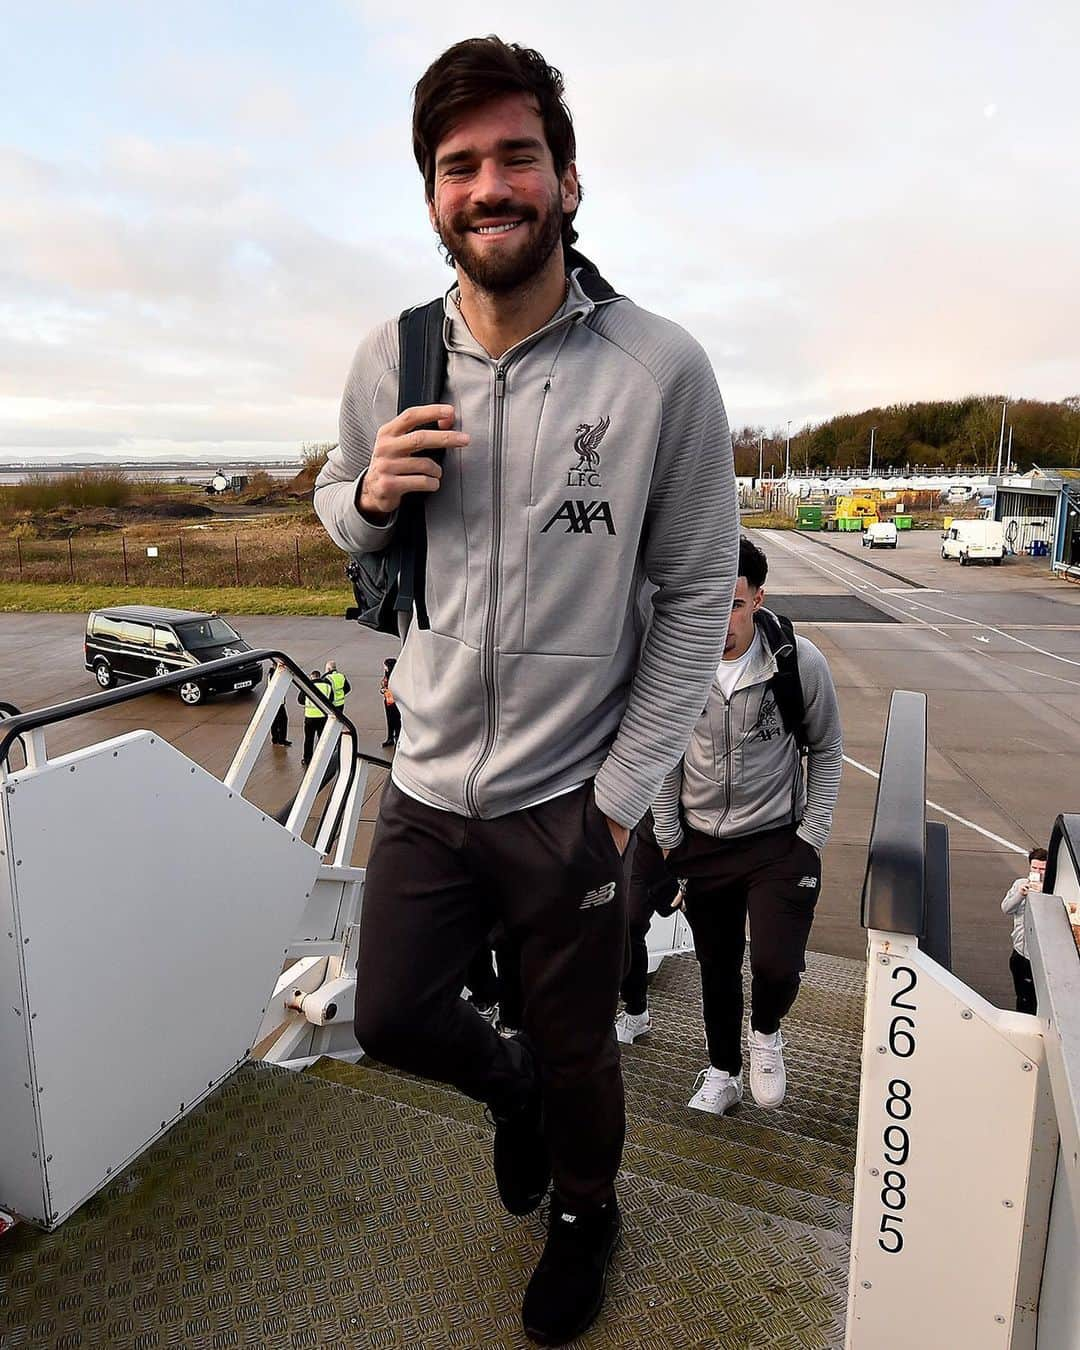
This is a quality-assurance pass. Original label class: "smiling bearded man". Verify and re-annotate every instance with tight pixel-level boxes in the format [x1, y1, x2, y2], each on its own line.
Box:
[313, 35, 738, 1346]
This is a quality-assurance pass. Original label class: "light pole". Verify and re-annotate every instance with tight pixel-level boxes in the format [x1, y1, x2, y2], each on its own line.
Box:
[1006, 424, 1013, 473]
[785, 420, 792, 478]
[869, 426, 876, 476]
[758, 432, 764, 484]
[995, 398, 1008, 478]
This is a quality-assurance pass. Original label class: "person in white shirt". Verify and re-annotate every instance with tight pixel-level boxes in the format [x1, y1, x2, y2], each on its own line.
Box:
[1001, 846, 1047, 1014]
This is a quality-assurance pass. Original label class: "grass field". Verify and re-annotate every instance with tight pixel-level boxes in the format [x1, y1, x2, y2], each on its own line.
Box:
[0, 583, 353, 616]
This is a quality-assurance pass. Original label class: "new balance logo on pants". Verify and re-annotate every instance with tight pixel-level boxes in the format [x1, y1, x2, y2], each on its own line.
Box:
[580, 882, 617, 909]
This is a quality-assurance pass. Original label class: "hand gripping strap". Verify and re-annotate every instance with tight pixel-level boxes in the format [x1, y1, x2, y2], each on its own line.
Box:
[393, 298, 448, 629]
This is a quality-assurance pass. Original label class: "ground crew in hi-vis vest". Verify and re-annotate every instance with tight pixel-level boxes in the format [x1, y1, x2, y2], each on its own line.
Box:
[324, 660, 350, 709]
[299, 670, 333, 765]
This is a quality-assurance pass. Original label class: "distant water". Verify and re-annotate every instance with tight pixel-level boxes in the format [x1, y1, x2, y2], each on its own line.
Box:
[0, 461, 302, 486]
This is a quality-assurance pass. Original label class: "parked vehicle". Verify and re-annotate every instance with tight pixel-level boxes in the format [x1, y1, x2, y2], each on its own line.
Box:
[836, 494, 879, 523]
[940, 520, 1005, 566]
[84, 606, 263, 704]
[862, 521, 898, 549]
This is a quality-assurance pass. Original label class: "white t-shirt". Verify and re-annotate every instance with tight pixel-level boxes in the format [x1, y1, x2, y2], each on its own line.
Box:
[714, 631, 761, 701]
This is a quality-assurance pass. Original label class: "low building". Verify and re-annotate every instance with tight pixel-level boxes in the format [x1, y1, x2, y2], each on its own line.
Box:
[990, 469, 1080, 574]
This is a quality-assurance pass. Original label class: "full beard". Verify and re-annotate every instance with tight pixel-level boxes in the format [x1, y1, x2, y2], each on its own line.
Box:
[437, 195, 564, 294]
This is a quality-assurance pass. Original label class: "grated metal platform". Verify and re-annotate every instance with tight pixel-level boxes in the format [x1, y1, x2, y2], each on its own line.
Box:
[0, 951, 864, 1349]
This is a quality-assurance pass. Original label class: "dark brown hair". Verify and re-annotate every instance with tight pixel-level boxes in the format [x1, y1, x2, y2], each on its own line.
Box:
[738, 535, 769, 590]
[412, 36, 582, 249]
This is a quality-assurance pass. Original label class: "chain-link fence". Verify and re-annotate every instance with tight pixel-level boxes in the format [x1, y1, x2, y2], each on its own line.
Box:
[0, 532, 349, 588]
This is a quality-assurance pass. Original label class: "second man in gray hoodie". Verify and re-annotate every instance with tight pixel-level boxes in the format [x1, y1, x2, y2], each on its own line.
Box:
[651, 535, 843, 1118]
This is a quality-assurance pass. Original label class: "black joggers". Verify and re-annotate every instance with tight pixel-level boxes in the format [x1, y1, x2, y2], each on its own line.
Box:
[620, 821, 678, 1016]
[302, 716, 325, 763]
[354, 779, 631, 1213]
[1010, 950, 1037, 1015]
[674, 823, 822, 1076]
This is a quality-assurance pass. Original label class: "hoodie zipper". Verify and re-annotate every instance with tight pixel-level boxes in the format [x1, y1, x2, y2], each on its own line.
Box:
[714, 635, 784, 827]
[456, 296, 602, 816]
[719, 696, 733, 825]
[463, 362, 507, 816]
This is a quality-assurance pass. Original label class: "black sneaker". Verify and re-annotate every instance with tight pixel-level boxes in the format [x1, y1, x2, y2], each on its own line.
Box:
[490, 1038, 549, 1216]
[522, 1195, 622, 1345]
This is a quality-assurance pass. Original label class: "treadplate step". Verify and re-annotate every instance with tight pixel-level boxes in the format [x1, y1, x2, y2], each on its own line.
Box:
[646, 953, 867, 1042]
[311, 1060, 854, 1212]
[0, 1063, 846, 1349]
[620, 1055, 858, 1151]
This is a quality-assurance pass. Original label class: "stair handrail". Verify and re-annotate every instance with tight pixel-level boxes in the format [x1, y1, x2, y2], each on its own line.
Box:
[861, 689, 928, 938]
[1045, 812, 1080, 899]
[1025, 816, 1080, 1343]
[0, 651, 362, 851]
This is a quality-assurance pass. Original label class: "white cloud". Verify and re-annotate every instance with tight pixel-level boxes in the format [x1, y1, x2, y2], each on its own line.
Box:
[2, 1, 1079, 456]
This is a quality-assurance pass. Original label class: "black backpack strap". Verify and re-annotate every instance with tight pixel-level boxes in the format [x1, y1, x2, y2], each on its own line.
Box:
[757, 610, 807, 751]
[565, 247, 624, 303]
[392, 297, 448, 630]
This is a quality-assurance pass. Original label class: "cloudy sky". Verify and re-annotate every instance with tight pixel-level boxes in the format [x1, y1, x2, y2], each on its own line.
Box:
[2, 1, 1076, 460]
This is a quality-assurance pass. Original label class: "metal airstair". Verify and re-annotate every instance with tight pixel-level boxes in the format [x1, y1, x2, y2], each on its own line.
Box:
[1, 672, 1077, 1348]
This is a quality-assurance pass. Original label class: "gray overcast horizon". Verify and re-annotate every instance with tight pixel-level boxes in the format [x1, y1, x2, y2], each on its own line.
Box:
[2, 1, 1077, 461]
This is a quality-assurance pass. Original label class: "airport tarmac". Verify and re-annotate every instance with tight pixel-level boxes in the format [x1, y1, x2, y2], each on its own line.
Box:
[1, 526, 1077, 1009]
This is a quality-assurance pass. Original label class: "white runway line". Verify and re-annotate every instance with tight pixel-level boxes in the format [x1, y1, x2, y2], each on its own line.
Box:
[754, 529, 1040, 856]
[760, 529, 1080, 668]
[759, 530, 952, 635]
[842, 753, 1029, 855]
[981, 659, 1080, 690]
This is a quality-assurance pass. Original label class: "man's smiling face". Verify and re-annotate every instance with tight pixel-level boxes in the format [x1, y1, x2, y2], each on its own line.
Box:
[428, 92, 579, 294]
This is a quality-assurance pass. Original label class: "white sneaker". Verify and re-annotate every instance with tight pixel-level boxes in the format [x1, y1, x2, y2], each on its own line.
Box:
[687, 1066, 743, 1115]
[748, 1028, 786, 1108]
[496, 1021, 521, 1039]
[615, 1009, 653, 1044]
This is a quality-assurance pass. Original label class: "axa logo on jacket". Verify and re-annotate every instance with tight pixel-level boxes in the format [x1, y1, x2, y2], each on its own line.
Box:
[541, 500, 617, 535]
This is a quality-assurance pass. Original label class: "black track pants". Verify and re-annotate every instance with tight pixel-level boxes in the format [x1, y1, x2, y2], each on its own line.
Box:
[674, 823, 821, 1076]
[354, 779, 630, 1212]
[1010, 950, 1037, 1015]
[270, 705, 289, 744]
[302, 717, 325, 762]
[621, 824, 675, 1015]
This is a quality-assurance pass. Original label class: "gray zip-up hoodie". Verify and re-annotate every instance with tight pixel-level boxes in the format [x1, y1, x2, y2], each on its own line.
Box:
[651, 610, 843, 850]
[314, 268, 737, 828]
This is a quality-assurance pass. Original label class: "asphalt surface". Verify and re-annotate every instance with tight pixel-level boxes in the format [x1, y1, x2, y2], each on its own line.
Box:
[755, 526, 1080, 1005]
[1, 529, 1077, 1008]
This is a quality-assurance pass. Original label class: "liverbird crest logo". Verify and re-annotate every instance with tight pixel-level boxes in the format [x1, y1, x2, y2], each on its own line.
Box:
[567, 416, 610, 488]
[573, 416, 610, 470]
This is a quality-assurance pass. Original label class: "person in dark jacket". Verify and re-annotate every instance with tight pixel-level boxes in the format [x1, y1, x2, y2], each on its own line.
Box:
[270, 659, 292, 747]
[380, 657, 400, 748]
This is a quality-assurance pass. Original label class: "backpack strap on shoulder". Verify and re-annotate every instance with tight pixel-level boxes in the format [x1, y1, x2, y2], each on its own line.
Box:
[392, 297, 448, 630]
[565, 247, 624, 303]
[756, 609, 807, 751]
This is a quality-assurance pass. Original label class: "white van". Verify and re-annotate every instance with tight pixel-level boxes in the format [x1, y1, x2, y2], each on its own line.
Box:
[862, 521, 898, 549]
[940, 520, 1005, 566]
